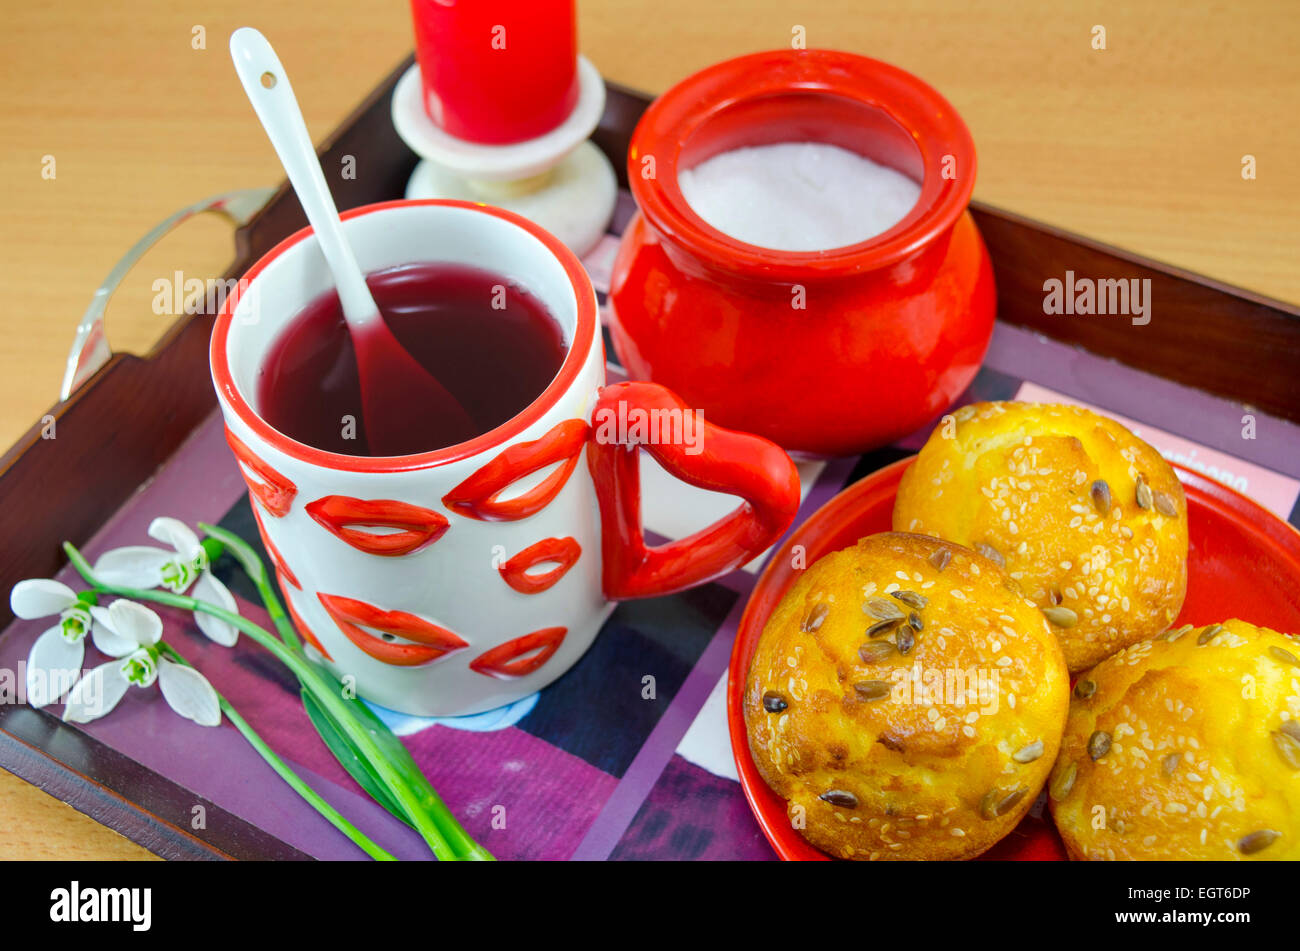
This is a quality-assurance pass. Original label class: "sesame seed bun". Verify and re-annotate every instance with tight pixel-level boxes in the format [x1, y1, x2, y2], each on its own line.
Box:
[744, 532, 1070, 860]
[1049, 619, 1300, 860]
[893, 401, 1188, 672]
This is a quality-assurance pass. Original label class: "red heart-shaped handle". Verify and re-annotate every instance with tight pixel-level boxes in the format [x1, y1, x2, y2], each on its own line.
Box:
[587, 382, 801, 600]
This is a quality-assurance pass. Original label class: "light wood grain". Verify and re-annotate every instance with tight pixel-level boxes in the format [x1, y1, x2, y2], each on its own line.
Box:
[2, 0, 1296, 860]
[0, 768, 160, 860]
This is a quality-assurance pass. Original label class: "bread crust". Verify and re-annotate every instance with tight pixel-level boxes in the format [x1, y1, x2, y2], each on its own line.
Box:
[744, 532, 1069, 860]
[1049, 619, 1300, 860]
[893, 401, 1188, 672]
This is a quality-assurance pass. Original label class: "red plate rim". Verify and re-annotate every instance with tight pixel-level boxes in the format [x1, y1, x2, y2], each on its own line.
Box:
[725, 456, 1300, 862]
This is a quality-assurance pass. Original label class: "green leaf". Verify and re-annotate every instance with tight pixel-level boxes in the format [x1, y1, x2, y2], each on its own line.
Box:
[300, 686, 411, 828]
[301, 659, 491, 859]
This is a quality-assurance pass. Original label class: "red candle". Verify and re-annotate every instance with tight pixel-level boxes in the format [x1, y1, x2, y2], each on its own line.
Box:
[410, 0, 580, 146]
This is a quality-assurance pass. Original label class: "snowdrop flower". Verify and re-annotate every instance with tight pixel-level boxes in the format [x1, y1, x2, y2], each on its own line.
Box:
[9, 579, 111, 708]
[62, 599, 221, 727]
[93, 516, 239, 646]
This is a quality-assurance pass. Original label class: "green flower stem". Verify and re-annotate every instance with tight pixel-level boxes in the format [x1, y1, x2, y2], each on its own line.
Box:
[199, 523, 300, 651]
[158, 642, 395, 861]
[64, 542, 463, 861]
[199, 524, 490, 861]
[201, 522, 490, 862]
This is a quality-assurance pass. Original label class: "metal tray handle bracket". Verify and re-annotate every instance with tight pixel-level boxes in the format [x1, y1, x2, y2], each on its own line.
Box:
[60, 187, 275, 401]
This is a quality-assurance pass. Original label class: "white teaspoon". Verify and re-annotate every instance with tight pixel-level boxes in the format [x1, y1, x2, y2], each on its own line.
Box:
[230, 26, 477, 455]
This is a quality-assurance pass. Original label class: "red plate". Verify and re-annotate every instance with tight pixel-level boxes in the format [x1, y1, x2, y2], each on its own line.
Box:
[727, 457, 1300, 861]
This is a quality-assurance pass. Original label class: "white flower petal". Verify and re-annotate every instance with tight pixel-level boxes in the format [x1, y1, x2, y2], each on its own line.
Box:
[106, 599, 163, 647]
[157, 659, 221, 727]
[192, 572, 239, 647]
[93, 546, 172, 588]
[26, 626, 84, 708]
[88, 605, 138, 657]
[62, 662, 129, 724]
[148, 517, 202, 562]
[10, 579, 77, 619]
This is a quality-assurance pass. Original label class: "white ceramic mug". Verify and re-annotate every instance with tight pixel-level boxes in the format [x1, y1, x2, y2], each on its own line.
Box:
[211, 200, 799, 716]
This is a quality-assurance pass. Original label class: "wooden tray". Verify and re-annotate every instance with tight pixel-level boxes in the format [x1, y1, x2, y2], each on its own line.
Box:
[2, 55, 1298, 858]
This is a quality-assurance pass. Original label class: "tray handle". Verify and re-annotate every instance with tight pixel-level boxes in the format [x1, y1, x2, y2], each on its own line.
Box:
[60, 187, 276, 401]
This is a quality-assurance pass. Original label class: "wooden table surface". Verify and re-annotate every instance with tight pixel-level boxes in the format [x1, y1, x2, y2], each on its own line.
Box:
[2, 0, 1297, 860]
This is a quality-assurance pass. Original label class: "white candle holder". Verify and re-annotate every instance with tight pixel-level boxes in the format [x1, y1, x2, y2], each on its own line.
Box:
[391, 56, 617, 257]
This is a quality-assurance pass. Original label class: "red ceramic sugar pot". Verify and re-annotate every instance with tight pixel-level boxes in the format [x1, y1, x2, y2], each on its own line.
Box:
[609, 49, 996, 457]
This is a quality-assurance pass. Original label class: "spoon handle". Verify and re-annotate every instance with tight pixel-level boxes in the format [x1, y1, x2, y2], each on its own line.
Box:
[229, 27, 378, 324]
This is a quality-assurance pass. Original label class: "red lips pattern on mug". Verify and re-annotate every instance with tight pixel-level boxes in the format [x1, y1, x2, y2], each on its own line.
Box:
[468, 627, 567, 679]
[225, 427, 298, 517]
[498, 537, 581, 594]
[251, 505, 300, 589]
[317, 593, 469, 667]
[305, 495, 450, 557]
[283, 588, 333, 661]
[311, 594, 569, 677]
[442, 418, 590, 521]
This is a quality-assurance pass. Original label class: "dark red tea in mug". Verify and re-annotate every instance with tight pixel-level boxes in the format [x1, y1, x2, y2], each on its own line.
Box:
[256, 263, 567, 456]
